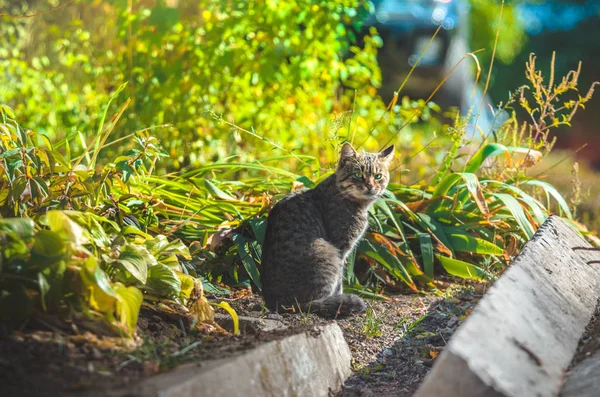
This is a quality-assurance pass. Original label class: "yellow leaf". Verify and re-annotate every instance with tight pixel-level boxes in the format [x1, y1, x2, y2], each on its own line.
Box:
[210, 301, 239, 335]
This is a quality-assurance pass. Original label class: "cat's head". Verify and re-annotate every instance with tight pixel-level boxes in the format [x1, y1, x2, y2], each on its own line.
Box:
[336, 142, 394, 202]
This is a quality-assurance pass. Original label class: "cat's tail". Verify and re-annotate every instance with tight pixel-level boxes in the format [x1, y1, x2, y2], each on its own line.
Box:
[301, 294, 367, 318]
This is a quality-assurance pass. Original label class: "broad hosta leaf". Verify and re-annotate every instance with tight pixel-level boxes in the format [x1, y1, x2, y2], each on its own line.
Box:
[177, 272, 196, 299]
[117, 244, 153, 284]
[43, 210, 89, 246]
[113, 283, 143, 337]
[0, 218, 35, 239]
[436, 255, 489, 280]
[80, 256, 118, 313]
[32, 230, 66, 260]
[147, 264, 182, 298]
[448, 233, 504, 255]
[146, 235, 191, 268]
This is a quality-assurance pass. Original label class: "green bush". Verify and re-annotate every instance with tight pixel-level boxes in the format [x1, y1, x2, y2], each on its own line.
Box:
[0, 105, 213, 337]
[1, 0, 406, 169]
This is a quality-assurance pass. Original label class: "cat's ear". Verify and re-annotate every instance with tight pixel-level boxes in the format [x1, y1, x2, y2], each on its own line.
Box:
[378, 145, 395, 166]
[340, 142, 357, 161]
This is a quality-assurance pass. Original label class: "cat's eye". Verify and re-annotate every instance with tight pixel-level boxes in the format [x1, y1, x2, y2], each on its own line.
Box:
[374, 173, 383, 180]
[353, 172, 363, 180]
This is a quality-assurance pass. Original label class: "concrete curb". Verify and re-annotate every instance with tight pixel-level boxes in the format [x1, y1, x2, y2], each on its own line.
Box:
[123, 323, 351, 397]
[414, 215, 600, 397]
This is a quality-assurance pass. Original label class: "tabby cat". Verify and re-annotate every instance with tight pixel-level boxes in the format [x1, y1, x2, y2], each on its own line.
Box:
[261, 143, 394, 318]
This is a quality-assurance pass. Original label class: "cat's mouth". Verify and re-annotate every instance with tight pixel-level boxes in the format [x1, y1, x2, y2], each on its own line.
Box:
[344, 186, 381, 202]
[359, 189, 380, 200]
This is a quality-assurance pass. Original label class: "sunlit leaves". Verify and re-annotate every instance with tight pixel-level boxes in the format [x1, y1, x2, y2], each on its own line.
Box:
[113, 283, 143, 337]
[436, 255, 490, 281]
[116, 244, 153, 284]
[0, 208, 207, 337]
[210, 301, 239, 335]
[147, 264, 182, 298]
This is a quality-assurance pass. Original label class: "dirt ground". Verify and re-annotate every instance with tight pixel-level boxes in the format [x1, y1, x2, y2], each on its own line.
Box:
[0, 285, 482, 397]
[569, 298, 600, 368]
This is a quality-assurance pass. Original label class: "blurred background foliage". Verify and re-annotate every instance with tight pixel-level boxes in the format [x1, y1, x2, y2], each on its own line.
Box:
[1, 0, 400, 170]
[0, 0, 599, 334]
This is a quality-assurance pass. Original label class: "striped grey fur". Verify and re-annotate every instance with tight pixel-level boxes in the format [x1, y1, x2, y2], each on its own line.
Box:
[261, 143, 394, 318]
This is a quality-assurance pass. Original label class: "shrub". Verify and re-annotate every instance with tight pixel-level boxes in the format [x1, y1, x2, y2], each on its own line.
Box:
[0, 0, 395, 169]
[0, 105, 214, 336]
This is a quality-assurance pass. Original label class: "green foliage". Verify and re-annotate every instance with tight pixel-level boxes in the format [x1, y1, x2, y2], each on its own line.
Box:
[0, 208, 204, 336]
[0, 0, 597, 337]
[362, 306, 384, 338]
[0, 106, 213, 336]
[469, 0, 528, 66]
[0, 0, 394, 168]
[189, 57, 596, 293]
[0, 103, 166, 217]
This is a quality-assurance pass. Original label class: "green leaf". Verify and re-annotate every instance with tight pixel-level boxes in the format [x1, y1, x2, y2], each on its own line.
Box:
[147, 264, 182, 297]
[38, 273, 50, 311]
[358, 240, 416, 290]
[448, 233, 504, 255]
[146, 235, 191, 261]
[43, 211, 89, 246]
[33, 230, 66, 260]
[199, 276, 231, 295]
[232, 234, 262, 290]
[117, 244, 153, 284]
[80, 256, 119, 313]
[465, 143, 510, 173]
[295, 175, 315, 189]
[431, 173, 461, 199]
[416, 213, 454, 255]
[113, 283, 143, 337]
[456, 173, 489, 215]
[482, 180, 549, 226]
[436, 255, 489, 280]
[522, 180, 572, 219]
[177, 272, 196, 299]
[204, 179, 237, 201]
[0, 218, 35, 239]
[493, 193, 536, 239]
[249, 218, 267, 246]
[431, 173, 489, 215]
[418, 233, 434, 279]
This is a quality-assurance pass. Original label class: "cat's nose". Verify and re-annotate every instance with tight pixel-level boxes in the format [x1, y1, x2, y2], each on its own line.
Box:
[366, 184, 374, 192]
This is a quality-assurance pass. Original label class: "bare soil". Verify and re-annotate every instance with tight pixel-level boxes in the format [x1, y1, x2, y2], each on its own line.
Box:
[0, 284, 481, 397]
[569, 298, 600, 368]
